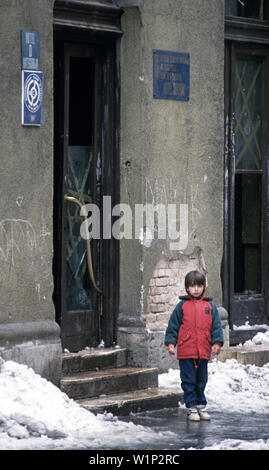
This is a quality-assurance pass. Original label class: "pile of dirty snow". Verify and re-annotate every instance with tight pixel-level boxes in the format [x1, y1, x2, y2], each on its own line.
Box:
[206, 359, 269, 413]
[159, 359, 269, 414]
[242, 330, 269, 347]
[232, 322, 269, 346]
[0, 359, 175, 450]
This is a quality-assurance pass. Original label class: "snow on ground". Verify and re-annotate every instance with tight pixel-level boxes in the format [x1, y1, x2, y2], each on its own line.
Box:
[232, 323, 269, 346]
[159, 358, 269, 450]
[241, 330, 269, 347]
[159, 358, 269, 414]
[188, 439, 269, 451]
[0, 351, 269, 450]
[0, 359, 175, 450]
[233, 321, 269, 331]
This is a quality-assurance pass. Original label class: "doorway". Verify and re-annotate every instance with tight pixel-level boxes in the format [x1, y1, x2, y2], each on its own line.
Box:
[53, 35, 120, 351]
[224, 41, 269, 327]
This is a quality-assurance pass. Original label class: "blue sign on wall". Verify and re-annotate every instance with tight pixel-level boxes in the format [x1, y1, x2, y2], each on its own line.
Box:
[21, 31, 40, 70]
[153, 50, 190, 101]
[21, 70, 43, 126]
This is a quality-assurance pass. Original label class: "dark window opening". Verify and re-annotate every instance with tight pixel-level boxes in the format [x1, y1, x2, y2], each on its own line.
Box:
[69, 57, 94, 146]
[234, 173, 262, 294]
[225, 0, 269, 21]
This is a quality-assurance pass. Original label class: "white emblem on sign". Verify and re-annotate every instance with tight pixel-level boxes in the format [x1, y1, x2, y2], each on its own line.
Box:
[24, 72, 42, 113]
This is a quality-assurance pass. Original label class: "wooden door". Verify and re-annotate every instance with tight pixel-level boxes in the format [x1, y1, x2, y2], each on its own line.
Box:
[53, 38, 119, 351]
[224, 42, 269, 327]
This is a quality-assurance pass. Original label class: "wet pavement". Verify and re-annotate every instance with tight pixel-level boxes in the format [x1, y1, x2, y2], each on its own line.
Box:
[119, 406, 269, 450]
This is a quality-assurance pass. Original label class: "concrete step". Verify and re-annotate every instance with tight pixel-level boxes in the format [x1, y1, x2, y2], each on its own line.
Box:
[77, 388, 184, 416]
[61, 347, 183, 415]
[62, 347, 128, 375]
[219, 344, 269, 367]
[61, 366, 159, 400]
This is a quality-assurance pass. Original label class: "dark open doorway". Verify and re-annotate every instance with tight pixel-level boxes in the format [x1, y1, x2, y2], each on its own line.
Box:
[53, 27, 120, 351]
[224, 5, 269, 333]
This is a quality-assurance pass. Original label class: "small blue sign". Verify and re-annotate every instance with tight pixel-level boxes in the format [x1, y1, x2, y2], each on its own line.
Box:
[21, 30, 40, 70]
[153, 50, 190, 101]
[22, 70, 43, 126]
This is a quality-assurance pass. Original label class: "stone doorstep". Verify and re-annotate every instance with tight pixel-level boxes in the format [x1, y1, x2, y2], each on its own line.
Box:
[60, 367, 159, 400]
[218, 344, 269, 367]
[77, 388, 184, 416]
[61, 348, 183, 415]
[62, 347, 128, 375]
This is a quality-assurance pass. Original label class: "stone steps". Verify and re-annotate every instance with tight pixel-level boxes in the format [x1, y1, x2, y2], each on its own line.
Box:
[61, 366, 159, 400]
[77, 388, 182, 416]
[62, 347, 128, 376]
[219, 344, 269, 367]
[60, 347, 183, 414]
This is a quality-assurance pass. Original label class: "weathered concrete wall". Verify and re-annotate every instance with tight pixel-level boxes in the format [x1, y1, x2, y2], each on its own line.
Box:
[117, 0, 225, 370]
[0, 0, 61, 384]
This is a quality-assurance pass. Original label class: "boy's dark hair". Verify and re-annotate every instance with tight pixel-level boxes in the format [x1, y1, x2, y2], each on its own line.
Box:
[185, 270, 206, 290]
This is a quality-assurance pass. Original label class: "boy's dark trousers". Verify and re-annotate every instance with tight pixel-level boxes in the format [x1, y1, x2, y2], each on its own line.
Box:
[179, 358, 208, 408]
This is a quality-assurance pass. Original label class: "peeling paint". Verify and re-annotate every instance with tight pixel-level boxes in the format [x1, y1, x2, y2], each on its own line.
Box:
[138, 227, 153, 248]
[140, 284, 145, 316]
[16, 196, 23, 207]
[35, 283, 41, 302]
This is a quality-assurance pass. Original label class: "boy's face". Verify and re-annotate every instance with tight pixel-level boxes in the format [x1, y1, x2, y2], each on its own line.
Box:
[188, 284, 204, 298]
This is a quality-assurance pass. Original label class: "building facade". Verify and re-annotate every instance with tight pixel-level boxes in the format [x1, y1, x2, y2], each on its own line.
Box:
[0, 0, 268, 385]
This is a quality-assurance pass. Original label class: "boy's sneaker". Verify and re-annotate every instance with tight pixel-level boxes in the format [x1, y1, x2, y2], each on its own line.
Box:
[187, 407, 200, 421]
[197, 406, 211, 421]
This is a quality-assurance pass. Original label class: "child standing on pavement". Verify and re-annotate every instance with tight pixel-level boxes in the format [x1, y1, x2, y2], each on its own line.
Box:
[164, 270, 224, 422]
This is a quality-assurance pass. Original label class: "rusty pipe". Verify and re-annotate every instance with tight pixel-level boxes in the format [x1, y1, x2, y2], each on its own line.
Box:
[64, 195, 103, 295]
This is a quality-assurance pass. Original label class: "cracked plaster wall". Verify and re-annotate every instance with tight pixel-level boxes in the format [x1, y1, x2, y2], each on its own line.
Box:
[0, 0, 61, 384]
[117, 0, 226, 370]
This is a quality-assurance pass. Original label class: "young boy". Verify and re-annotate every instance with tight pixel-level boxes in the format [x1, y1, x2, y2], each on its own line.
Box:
[164, 270, 224, 422]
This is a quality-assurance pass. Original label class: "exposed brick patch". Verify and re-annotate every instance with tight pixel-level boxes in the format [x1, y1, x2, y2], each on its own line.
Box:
[146, 247, 207, 330]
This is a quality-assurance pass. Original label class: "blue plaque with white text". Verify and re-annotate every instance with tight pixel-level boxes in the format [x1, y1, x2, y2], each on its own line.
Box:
[21, 31, 40, 70]
[153, 50, 190, 101]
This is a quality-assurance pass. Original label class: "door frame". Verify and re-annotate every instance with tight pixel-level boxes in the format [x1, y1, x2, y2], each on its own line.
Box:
[53, 1, 122, 348]
[223, 16, 269, 327]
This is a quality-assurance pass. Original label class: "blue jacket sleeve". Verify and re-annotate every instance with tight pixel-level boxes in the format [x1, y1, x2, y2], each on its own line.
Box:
[164, 301, 184, 346]
[210, 302, 224, 346]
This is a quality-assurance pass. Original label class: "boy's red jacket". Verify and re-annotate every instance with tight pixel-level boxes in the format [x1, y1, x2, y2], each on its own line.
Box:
[164, 296, 224, 360]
